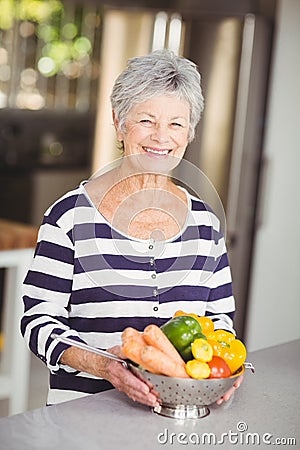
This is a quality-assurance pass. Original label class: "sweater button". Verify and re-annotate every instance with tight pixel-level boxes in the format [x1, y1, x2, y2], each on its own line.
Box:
[153, 306, 158, 312]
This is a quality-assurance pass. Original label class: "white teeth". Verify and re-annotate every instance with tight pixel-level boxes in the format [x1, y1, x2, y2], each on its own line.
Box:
[144, 147, 169, 155]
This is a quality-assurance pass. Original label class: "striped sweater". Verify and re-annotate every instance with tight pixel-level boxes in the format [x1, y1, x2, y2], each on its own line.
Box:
[21, 181, 235, 405]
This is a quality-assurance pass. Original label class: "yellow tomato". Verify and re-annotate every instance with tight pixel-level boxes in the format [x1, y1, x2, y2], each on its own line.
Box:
[191, 338, 213, 362]
[214, 329, 236, 343]
[186, 360, 211, 379]
[207, 332, 247, 374]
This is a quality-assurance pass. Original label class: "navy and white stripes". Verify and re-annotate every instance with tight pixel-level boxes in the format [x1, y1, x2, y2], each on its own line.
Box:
[21, 182, 235, 405]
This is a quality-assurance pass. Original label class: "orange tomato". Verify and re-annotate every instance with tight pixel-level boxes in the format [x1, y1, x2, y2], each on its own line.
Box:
[207, 338, 224, 356]
[197, 316, 214, 336]
[173, 310, 200, 322]
[208, 356, 231, 378]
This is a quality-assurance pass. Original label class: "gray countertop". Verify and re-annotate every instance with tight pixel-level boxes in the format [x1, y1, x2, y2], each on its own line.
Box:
[0, 339, 299, 450]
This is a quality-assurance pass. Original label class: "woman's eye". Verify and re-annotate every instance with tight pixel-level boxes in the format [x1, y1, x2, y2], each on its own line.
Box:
[140, 119, 153, 125]
[171, 122, 183, 127]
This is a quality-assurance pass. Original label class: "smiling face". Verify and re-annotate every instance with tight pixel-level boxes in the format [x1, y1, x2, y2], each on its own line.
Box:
[113, 95, 190, 172]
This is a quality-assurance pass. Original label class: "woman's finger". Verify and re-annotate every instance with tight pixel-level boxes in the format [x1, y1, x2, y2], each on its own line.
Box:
[107, 360, 160, 406]
[234, 374, 244, 389]
[126, 384, 160, 406]
[216, 374, 244, 405]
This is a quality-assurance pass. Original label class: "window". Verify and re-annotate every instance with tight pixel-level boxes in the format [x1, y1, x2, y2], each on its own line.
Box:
[0, 0, 102, 111]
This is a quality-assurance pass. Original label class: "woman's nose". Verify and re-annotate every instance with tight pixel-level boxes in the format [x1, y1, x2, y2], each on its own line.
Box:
[151, 124, 169, 142]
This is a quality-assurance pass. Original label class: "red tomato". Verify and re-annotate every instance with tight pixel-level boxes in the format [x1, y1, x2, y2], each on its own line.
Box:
[207, 356, 231, 378]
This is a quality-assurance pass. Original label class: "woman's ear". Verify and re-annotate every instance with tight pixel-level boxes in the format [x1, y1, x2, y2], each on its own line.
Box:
[112, 109, 118, 127]
[112, 110, 123, 141]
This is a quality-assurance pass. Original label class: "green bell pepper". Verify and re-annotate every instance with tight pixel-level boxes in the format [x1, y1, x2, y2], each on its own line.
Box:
[160, 315, 207, 362]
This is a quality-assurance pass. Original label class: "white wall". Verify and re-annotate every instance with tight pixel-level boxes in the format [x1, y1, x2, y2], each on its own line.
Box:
[245, 0, 300, 351]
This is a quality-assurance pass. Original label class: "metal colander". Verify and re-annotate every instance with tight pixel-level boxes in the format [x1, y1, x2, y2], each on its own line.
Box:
[131, 364, 245, 419]
[51, 334, 250, 419]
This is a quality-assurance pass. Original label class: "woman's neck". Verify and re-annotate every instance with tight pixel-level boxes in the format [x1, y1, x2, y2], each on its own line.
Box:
[114, 165, 170, 195]
[85, 163, 188, 241]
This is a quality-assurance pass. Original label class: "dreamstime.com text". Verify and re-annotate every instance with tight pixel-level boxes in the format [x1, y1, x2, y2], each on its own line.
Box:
[157, 422, 297, 446]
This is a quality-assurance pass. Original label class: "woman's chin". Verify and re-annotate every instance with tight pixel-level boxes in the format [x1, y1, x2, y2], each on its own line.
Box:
[123, 152, 182, 175]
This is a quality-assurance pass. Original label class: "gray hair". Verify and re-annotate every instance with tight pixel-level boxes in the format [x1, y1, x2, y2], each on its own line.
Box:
[110, 49, 204, 142]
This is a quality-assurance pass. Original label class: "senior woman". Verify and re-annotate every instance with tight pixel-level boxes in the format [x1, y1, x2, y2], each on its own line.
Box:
[21, 50, 241, 409]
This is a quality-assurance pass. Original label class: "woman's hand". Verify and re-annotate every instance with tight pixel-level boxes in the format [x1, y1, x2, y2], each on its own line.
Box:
[216, 375, 244, 405]
[60, 344, 161, 408]
[100, 345, 161, 408]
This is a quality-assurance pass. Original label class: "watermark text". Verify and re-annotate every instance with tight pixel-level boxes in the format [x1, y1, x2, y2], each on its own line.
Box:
[157, 422, 297, 446]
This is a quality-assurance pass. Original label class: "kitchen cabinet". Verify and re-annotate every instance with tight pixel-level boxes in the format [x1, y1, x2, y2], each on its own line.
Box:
[0, 220, 38, 415]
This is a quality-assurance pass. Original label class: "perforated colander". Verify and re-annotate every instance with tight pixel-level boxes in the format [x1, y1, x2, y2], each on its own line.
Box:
[131, 364, 245, 418]
[51, 334, 251, 419]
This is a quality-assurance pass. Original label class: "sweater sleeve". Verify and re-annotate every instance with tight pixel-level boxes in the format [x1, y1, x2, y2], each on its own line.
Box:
[20, 214, 84, 373]
[204, 231, 236, 334]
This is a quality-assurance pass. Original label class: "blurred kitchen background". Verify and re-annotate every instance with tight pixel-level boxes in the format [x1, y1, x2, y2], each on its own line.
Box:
[0, 0, 299, 416]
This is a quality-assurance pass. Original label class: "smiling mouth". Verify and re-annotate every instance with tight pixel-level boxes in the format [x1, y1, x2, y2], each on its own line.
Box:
[143, 147, 172, 156]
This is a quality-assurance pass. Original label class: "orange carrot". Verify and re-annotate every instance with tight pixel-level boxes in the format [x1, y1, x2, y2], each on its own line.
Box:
[122, 327, 146, 346]
[141, 345, 189, 378]
[122, 336, 159, 373]
[143, 324, 186, 367]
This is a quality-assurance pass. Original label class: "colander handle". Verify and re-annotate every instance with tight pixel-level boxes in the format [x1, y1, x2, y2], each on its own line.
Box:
[50, 333, 129, 369]
[244, 361, 255, 373]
